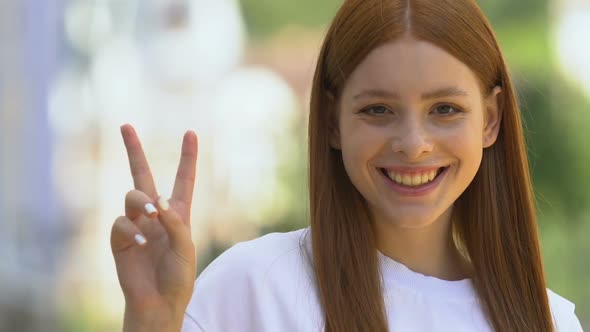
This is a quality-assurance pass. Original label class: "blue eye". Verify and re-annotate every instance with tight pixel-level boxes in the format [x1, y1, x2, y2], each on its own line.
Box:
[361, 105, 391, 115]
[433, 104, 462, 115]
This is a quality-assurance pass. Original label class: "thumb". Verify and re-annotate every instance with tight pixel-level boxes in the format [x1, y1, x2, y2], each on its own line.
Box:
[156, 197, 193, 257]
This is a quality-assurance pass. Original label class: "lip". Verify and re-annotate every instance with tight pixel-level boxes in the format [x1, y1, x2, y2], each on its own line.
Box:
[378, 166, 450, 197]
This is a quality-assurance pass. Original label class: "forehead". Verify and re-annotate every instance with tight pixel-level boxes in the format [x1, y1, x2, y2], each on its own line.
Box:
[342, 37, 483, 99]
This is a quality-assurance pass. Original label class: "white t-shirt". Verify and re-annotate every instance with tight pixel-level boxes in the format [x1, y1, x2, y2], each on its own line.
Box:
[182, 228, 583, 331]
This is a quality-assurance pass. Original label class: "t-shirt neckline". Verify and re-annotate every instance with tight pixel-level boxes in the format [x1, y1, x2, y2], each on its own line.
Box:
[377, 250, 477, 301]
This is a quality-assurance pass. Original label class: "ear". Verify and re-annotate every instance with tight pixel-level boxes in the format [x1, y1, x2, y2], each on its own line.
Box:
[327, 92, 342, 150]
[482, 86, 502, 148]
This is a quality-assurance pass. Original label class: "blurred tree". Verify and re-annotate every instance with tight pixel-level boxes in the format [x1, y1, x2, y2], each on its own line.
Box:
[483, 0, 590, 326]
[239, 0, 341, 39]
[481, 0, 590, 221]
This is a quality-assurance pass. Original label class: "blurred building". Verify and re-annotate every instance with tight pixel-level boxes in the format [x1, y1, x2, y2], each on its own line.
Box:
[0, 0, 64, 331]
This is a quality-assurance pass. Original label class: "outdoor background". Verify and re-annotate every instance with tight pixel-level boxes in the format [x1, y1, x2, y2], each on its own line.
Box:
[0, 0, 589, 331]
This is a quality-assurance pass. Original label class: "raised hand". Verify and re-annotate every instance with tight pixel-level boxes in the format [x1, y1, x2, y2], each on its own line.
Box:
[111, 124, 198, 331]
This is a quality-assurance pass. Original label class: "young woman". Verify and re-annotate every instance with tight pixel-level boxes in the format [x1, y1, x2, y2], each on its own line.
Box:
[111, 0, 583, 331]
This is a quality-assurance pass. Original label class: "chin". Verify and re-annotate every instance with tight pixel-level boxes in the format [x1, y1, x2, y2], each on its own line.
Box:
[378, 211, 439, 229]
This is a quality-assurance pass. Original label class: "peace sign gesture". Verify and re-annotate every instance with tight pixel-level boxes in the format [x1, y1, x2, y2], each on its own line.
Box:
[111, 124, 198, 331]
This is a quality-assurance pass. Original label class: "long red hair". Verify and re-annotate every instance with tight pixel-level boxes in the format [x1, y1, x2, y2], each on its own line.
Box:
[307, 0, 553, 331]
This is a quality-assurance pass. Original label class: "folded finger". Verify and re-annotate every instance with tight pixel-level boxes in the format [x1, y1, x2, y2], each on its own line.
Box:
[125, 189, 158, 221]
[156, 197, 193, 256]
[111, 216, 148, 253]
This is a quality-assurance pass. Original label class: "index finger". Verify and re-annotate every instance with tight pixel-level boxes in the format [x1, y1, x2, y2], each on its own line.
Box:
[120, 124, 158, 198]
[171, 130, 198, 205]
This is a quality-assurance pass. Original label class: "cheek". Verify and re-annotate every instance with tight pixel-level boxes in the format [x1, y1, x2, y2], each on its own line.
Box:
[440, 122, 484, 171]
[341, 133, 372, 171]
[341, 121, 386, 155]
[436, 118, 483, 147]
[340, 124, 385, 177]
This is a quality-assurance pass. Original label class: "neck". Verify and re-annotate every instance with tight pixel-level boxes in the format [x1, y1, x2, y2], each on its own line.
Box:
[373, 208, 472, 281]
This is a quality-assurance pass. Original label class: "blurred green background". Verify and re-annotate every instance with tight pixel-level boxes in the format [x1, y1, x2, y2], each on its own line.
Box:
[0, 0, 587, 331]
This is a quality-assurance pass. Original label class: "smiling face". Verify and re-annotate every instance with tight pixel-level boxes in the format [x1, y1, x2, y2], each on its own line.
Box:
[331, 36, 502, 230]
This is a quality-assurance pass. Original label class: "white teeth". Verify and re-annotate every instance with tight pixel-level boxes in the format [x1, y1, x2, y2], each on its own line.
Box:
[386, 168, 442, 187]
[402, 175, 412, 186]
[428, 170, 435, 181]
[421, 173, 429, 183]
[411, 175, 421, 186]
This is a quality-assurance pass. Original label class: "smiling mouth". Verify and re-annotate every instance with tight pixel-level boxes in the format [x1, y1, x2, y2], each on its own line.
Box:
[379, 166, 448, 187]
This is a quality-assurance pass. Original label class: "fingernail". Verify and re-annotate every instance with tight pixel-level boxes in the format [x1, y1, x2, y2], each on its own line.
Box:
[144, 203, 157, 215]
[134, 234, 147, 245]
[158, 197, 170, 211]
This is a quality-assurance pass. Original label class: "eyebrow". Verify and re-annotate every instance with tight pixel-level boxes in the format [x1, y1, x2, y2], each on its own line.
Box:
[353, 87, 469, 101]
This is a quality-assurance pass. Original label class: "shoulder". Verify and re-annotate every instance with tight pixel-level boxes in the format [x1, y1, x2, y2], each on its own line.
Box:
[546, 288, 584, 332]
[200, 227, 311, 277]
[183, 227, 314, 331]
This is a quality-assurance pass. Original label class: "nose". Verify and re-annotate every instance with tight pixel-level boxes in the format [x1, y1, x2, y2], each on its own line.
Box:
[390, 115, 434, 159]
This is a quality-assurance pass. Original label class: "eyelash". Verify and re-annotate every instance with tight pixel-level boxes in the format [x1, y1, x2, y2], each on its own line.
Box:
[360, 104, 465, 116]
[359, 105, 391, 115]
